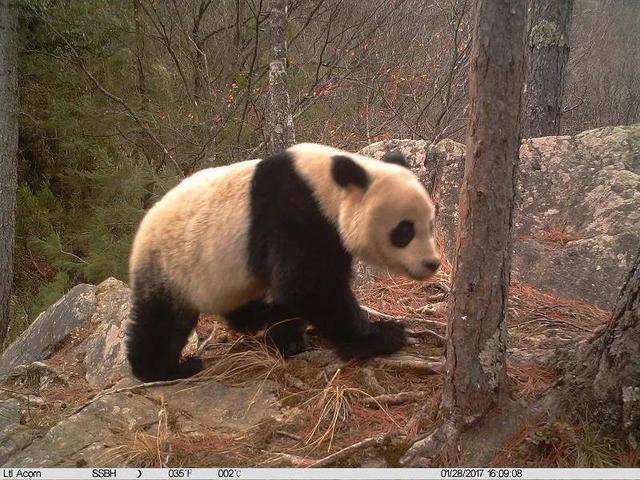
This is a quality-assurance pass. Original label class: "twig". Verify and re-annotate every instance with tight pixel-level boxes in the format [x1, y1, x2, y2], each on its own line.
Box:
[69, 377, 200, 416]
[275, 430, 302, 442]
[60, 249, 88, 265]
[309, 433, 390, 467]
[363, 391, 427, 408]
[264, 453, 311, 467]
[356, 368, 385, 395]
[0, 386, 45, 405]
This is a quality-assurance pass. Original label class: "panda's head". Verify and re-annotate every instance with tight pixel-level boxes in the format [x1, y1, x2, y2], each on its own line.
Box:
[331, 150, 441, 281]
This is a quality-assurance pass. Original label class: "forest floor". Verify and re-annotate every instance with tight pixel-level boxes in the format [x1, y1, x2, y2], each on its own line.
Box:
[4, 264, 638, 467]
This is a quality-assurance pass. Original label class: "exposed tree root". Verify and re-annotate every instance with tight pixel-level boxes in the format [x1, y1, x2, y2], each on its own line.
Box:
[265, 452, 311, 467]
[309, 433, 391, 467]
[407, 327, 446, 344]
[356, 368, 386, 395]
[368, 354, 444, 374]
[361, 305, 446, 329]
[363, 391, 427, 408]
[401, 419, 460, 466]
[296, 349, 444, 376]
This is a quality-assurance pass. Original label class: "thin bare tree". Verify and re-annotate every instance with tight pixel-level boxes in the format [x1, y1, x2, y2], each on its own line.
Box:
[522, 0, 574, 138]
[0, 0, 19, 344]
[267, 0, 295, 154]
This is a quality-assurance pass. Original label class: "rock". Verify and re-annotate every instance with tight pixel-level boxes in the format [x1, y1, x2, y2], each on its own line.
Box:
[82, 278, 134, 388]
[0, 284, 97, 380]
[360, 125, 640, 309]
[7, 361, 69, 390]
[4, 392, 159, 467]
[152, 381, 282, 433]
[2, 379, 282, 466]
[514, 126, 640, 308]
[0, 398, 36, 465]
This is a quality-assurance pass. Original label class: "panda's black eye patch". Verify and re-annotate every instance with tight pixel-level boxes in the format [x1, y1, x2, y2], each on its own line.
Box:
[390, 220, 415, 248]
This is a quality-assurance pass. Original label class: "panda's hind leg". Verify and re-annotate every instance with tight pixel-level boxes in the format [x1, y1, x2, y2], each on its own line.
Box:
[127, 281, 201, 381]
[225, 301, 307, 357]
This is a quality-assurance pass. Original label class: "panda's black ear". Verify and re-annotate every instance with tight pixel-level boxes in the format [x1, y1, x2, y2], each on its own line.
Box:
[382, 149, 409, 168]
[331, 155, 369, 190]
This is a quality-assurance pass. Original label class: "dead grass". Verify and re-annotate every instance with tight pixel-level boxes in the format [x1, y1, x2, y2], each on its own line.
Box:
[508, 281, 609, 348]
[357, 270, 450, 322]
[103, 398, 247, 467]
[197, 335, 285, 387]
[507, 363, 557, 400]
[280, 369, 400, 453]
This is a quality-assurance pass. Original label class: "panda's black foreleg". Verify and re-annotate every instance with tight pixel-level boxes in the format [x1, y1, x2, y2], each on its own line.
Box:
[273, 277, 406, 360]
[127, 288, 201, 381]
[224, 301, 307, 357]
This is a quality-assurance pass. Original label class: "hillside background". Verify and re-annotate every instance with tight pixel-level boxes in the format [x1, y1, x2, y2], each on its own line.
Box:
[5, 0, 640, 345]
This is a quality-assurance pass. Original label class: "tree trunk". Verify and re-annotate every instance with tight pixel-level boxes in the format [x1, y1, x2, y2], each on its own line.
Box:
[133, 0, 148, 101]
[402, 3, 526, 464]
[442, 0, 526, 426]
[266, 0, 295, 155]
[0, 0, 19, 344]
[522, 0, 573, 138]
[192, 0, 212, 101]
[561, 248, 640, 449]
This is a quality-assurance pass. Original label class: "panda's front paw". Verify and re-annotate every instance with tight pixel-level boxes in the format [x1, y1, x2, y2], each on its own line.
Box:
[368, 320, 407, 354]
[334, 320, 407, 360]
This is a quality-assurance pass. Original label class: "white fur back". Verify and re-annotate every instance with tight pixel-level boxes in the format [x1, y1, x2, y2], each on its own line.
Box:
[130, 159, 266, 314]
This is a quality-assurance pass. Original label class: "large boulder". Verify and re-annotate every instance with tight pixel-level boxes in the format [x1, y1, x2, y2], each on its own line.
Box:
[82, 278, 134, 388]
[0, 284, 97, 380]
[360, 125, 640, 309]
[4, 393, 159, 467]
[0, 398, 36, 465]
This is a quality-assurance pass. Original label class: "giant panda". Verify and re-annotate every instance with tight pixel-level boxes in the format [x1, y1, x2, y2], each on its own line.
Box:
[126, 143, 441, 381]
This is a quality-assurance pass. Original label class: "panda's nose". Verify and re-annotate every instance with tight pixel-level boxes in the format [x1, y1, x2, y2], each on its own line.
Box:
[423, 259, 440, 272]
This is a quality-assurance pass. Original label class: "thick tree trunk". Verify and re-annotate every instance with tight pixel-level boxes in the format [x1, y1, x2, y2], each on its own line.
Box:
[443, 0, 526, 425]
[561, 248, 640, 448]
[0, 0, 19, 344]
[522, 0, 573, 138]
[266, 0, 295, 154]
